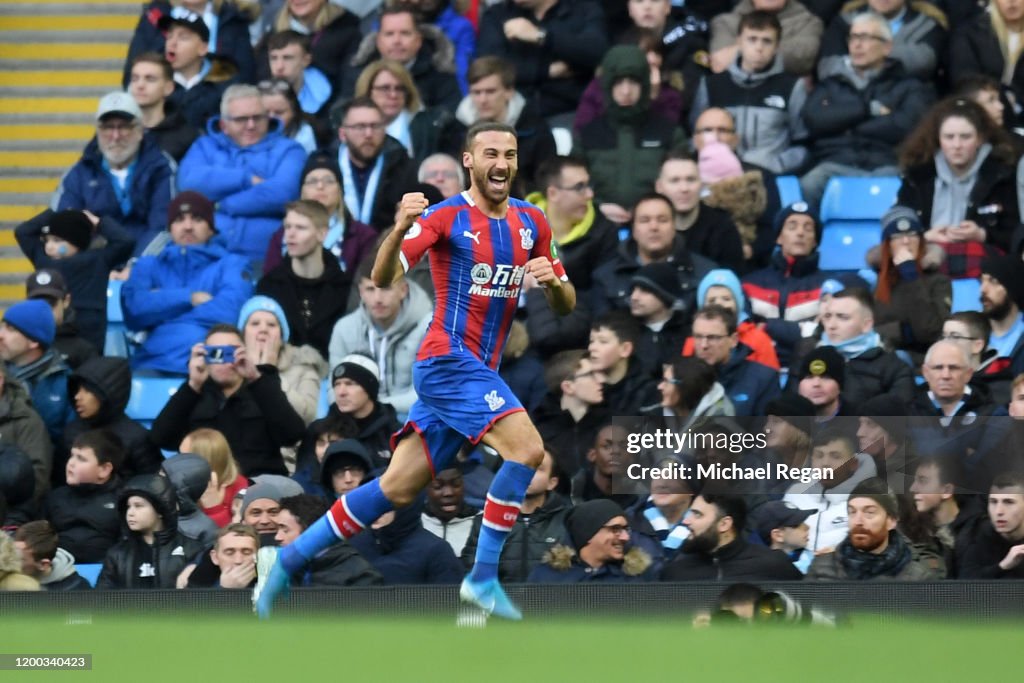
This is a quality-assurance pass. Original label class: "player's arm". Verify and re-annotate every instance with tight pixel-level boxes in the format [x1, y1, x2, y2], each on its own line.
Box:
[372, 192, 430, 286]
[526, 257, 575, 316]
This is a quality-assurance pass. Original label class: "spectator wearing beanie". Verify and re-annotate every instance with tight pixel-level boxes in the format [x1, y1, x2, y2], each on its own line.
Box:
[15, 208, 135, 353]
[742, 202, 866, 366]
[529, 499, 656, 583]
[326, 354, 400, 468]
[261, 153, 377, 276]
[807, 477, 943, 581]
[26, 269, 99, 370]
[575, 45, 687, 226]
[122, 190, 253, 375]
[795, 345, 857, 420]
[628, 261, 691, 378]
[683, 268, 780, 369]
[0, 299, 75, 447]
[978, 255, 1024, 376]
[237, 294, 327, 428]
[868, 206, 951, 363]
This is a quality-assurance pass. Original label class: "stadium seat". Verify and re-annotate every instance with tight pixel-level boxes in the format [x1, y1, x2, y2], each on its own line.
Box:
[818, 176, 902, 223]
[951, 278, 982, 313]
[76, 563, 102, 587]
[818, 222, 880, 271]
[126, 377, 181, 427]
[776, 175, 803, 207]
[105, 280, 128, 358]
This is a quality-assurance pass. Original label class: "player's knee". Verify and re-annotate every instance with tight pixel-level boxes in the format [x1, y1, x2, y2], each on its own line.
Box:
[506, 440, 544, 470]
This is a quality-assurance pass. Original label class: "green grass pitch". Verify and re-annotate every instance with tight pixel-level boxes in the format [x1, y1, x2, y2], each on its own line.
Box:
[1, 612, 1019, 682]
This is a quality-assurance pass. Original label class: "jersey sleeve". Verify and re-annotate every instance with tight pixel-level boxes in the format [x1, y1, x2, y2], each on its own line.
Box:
[531, 210, 569, 282]
[399, 207, 445, 272]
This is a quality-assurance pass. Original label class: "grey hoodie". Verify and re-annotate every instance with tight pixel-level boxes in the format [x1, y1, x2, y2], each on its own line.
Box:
[328, 279, 432, 413]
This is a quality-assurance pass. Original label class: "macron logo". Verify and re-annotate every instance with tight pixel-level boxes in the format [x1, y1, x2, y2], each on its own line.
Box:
[463, 230, 481, 245]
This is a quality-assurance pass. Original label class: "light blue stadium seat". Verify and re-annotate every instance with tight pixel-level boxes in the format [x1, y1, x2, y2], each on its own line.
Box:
[776, 175, 803, 207]
[819, 176, 902, 223]
[126, 377, 181, 426]
[951, 278, 982, 313]
[105, 280, 128, 358]
[316, 378, 331, 419]
[818, 222, 880, 271]
[76, 563, 102, 587]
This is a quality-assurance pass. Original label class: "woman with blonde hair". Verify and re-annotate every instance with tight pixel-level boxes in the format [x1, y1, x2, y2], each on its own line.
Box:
[124, 0, 258, 84]
[354, 59, 465, 164]
[180, 427, 248, 527]
[951, 0, 1024, 121]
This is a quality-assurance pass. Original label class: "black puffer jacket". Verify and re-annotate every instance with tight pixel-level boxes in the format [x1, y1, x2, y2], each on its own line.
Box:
[161, 454, 218, 547]
[301, 542, 383, 588]
[96, 474, 204, 589]
[63, 356, 163, 486]
[461, 492, 572, 583]
[0, 443, 38, 527]
[661, 538, 803, 581]
[44, 476, 123, 564]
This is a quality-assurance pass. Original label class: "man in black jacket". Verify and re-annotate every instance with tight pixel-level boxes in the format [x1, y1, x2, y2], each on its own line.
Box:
[257, 199, 352, 359]
[661, 493, 803, 581]
[331, 97, 419, 233]
[955, 471, 1024, 579]
[275, 494, 382, 587]
[128, 52, 198, 162]
[461, 449, 570, 582]
[151, 323, 306, 477]
[799, 11, 934, 206]
[328, 354, 400, 467]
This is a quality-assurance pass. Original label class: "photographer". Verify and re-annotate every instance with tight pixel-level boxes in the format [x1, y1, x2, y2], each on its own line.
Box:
[151, 323, 306, 477]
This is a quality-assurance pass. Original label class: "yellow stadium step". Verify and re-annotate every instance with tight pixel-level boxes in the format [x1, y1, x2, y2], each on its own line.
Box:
[0, 71, 121, 88]
[0, 257, 33, 274]
[0, 124, 94, 140]
[0, 151, 79, 167]
[0, 43, 128, 60]
[4, 0, 140, 3]
[0, 205, 46, 222]
[0, 284, 26, 301]
[0, 178, 60, 193]
[0, 97, 97, 114]
[1, 16, 137, 31]
[0, 232, 18, 248]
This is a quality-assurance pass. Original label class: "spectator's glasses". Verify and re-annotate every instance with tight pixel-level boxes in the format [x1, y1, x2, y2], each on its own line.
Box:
[556, 181, 592, 193]
[692, 334, 729, 343]
[941, 333, 978, 342]
[342, 122, 385, 134]
[422, 168, 459, 181]
[303, 174, 339, 187]
[98, 121, 138, 135]
[925, 363, 967, 373]
[695, 126, 735, 136]
[847, 32, 888, 43]
[258, 80, 293, 95]
[601, 524, 631, 536]
[371, 84, 406, 95]
[225, 114, 268, 125]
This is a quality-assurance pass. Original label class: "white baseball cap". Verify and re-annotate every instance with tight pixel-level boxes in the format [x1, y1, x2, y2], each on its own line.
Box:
[96, 91, 142, 122]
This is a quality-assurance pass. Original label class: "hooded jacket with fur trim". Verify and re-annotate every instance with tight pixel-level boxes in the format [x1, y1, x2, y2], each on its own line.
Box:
[528, 543, 655, 583]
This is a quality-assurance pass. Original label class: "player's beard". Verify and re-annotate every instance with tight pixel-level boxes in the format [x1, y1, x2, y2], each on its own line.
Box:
[472, 164, 515, 204]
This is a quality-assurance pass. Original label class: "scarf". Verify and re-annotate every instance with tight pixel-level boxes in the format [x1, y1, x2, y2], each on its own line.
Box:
[101, 155, 138, 217]
[642, 497, 690, 551]
[385, 109, 414, 157]
[931, 143, 991, 229]
[819, 331, 881, 359]
[9, 349, 57, 385]
[338, 147, 384, 225]
[836, 530, 912, 579]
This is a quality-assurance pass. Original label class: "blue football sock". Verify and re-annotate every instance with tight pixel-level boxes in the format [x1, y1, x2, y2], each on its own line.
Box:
[470, 460, 535, 583]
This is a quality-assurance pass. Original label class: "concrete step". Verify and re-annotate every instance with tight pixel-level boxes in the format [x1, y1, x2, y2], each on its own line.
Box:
[0, 191, 53, 205]
[0, 3, 141, 14]
[1, 30, 133, 42]
[0, 85, 117, 98]
[0, 124, 94, 140]
[0, 112, 95, 124]
[0, 179, 61, 194]
[0, 150, 80, 167]
[1, 15, 137, 29]
[0, 59, 123, 69]
[0, 70, 121, 87]
[0, 205, 47, 221]
[0, 43, 129, 60]
[0, 97, 99, 114]
[0, 139, 85, 152]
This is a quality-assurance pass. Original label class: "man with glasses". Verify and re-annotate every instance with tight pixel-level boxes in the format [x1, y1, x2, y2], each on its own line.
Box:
[54, 91, 173, 258]
[456, 56, 556, 195]
[799, 11, 935, 206]
[331, 97, 418, 232]
[179, 84, 306, 265]
[417, 153, 464, 199]
[817, 0, 948, 81]
[528, 498, 657, 583]
[690, 305, 780, 417]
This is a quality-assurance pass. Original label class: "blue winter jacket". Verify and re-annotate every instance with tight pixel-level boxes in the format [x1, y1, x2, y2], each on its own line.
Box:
[717, 344, 782, 417]
[178, 118, 305, 262]
[55, 135, 174, 257]
[435, 6, 476, 94]
[122, 240, 254, 374]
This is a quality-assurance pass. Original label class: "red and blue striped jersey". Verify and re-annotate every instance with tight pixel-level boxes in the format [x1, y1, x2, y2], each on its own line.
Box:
[399, 192, 567, 369]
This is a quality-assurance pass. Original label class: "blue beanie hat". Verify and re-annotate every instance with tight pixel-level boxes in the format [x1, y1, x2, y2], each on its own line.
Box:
[697, 269, 748, 322]
[774, 201, 822, 243]
[2, 299, 55, 347]
[237, 295, 290, 343]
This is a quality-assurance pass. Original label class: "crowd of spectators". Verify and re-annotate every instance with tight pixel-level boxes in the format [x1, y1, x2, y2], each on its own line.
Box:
[5, 0, 1024, 593]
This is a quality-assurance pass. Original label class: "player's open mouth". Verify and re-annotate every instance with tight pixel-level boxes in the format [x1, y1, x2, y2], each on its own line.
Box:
[487, 175, 507, 190]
